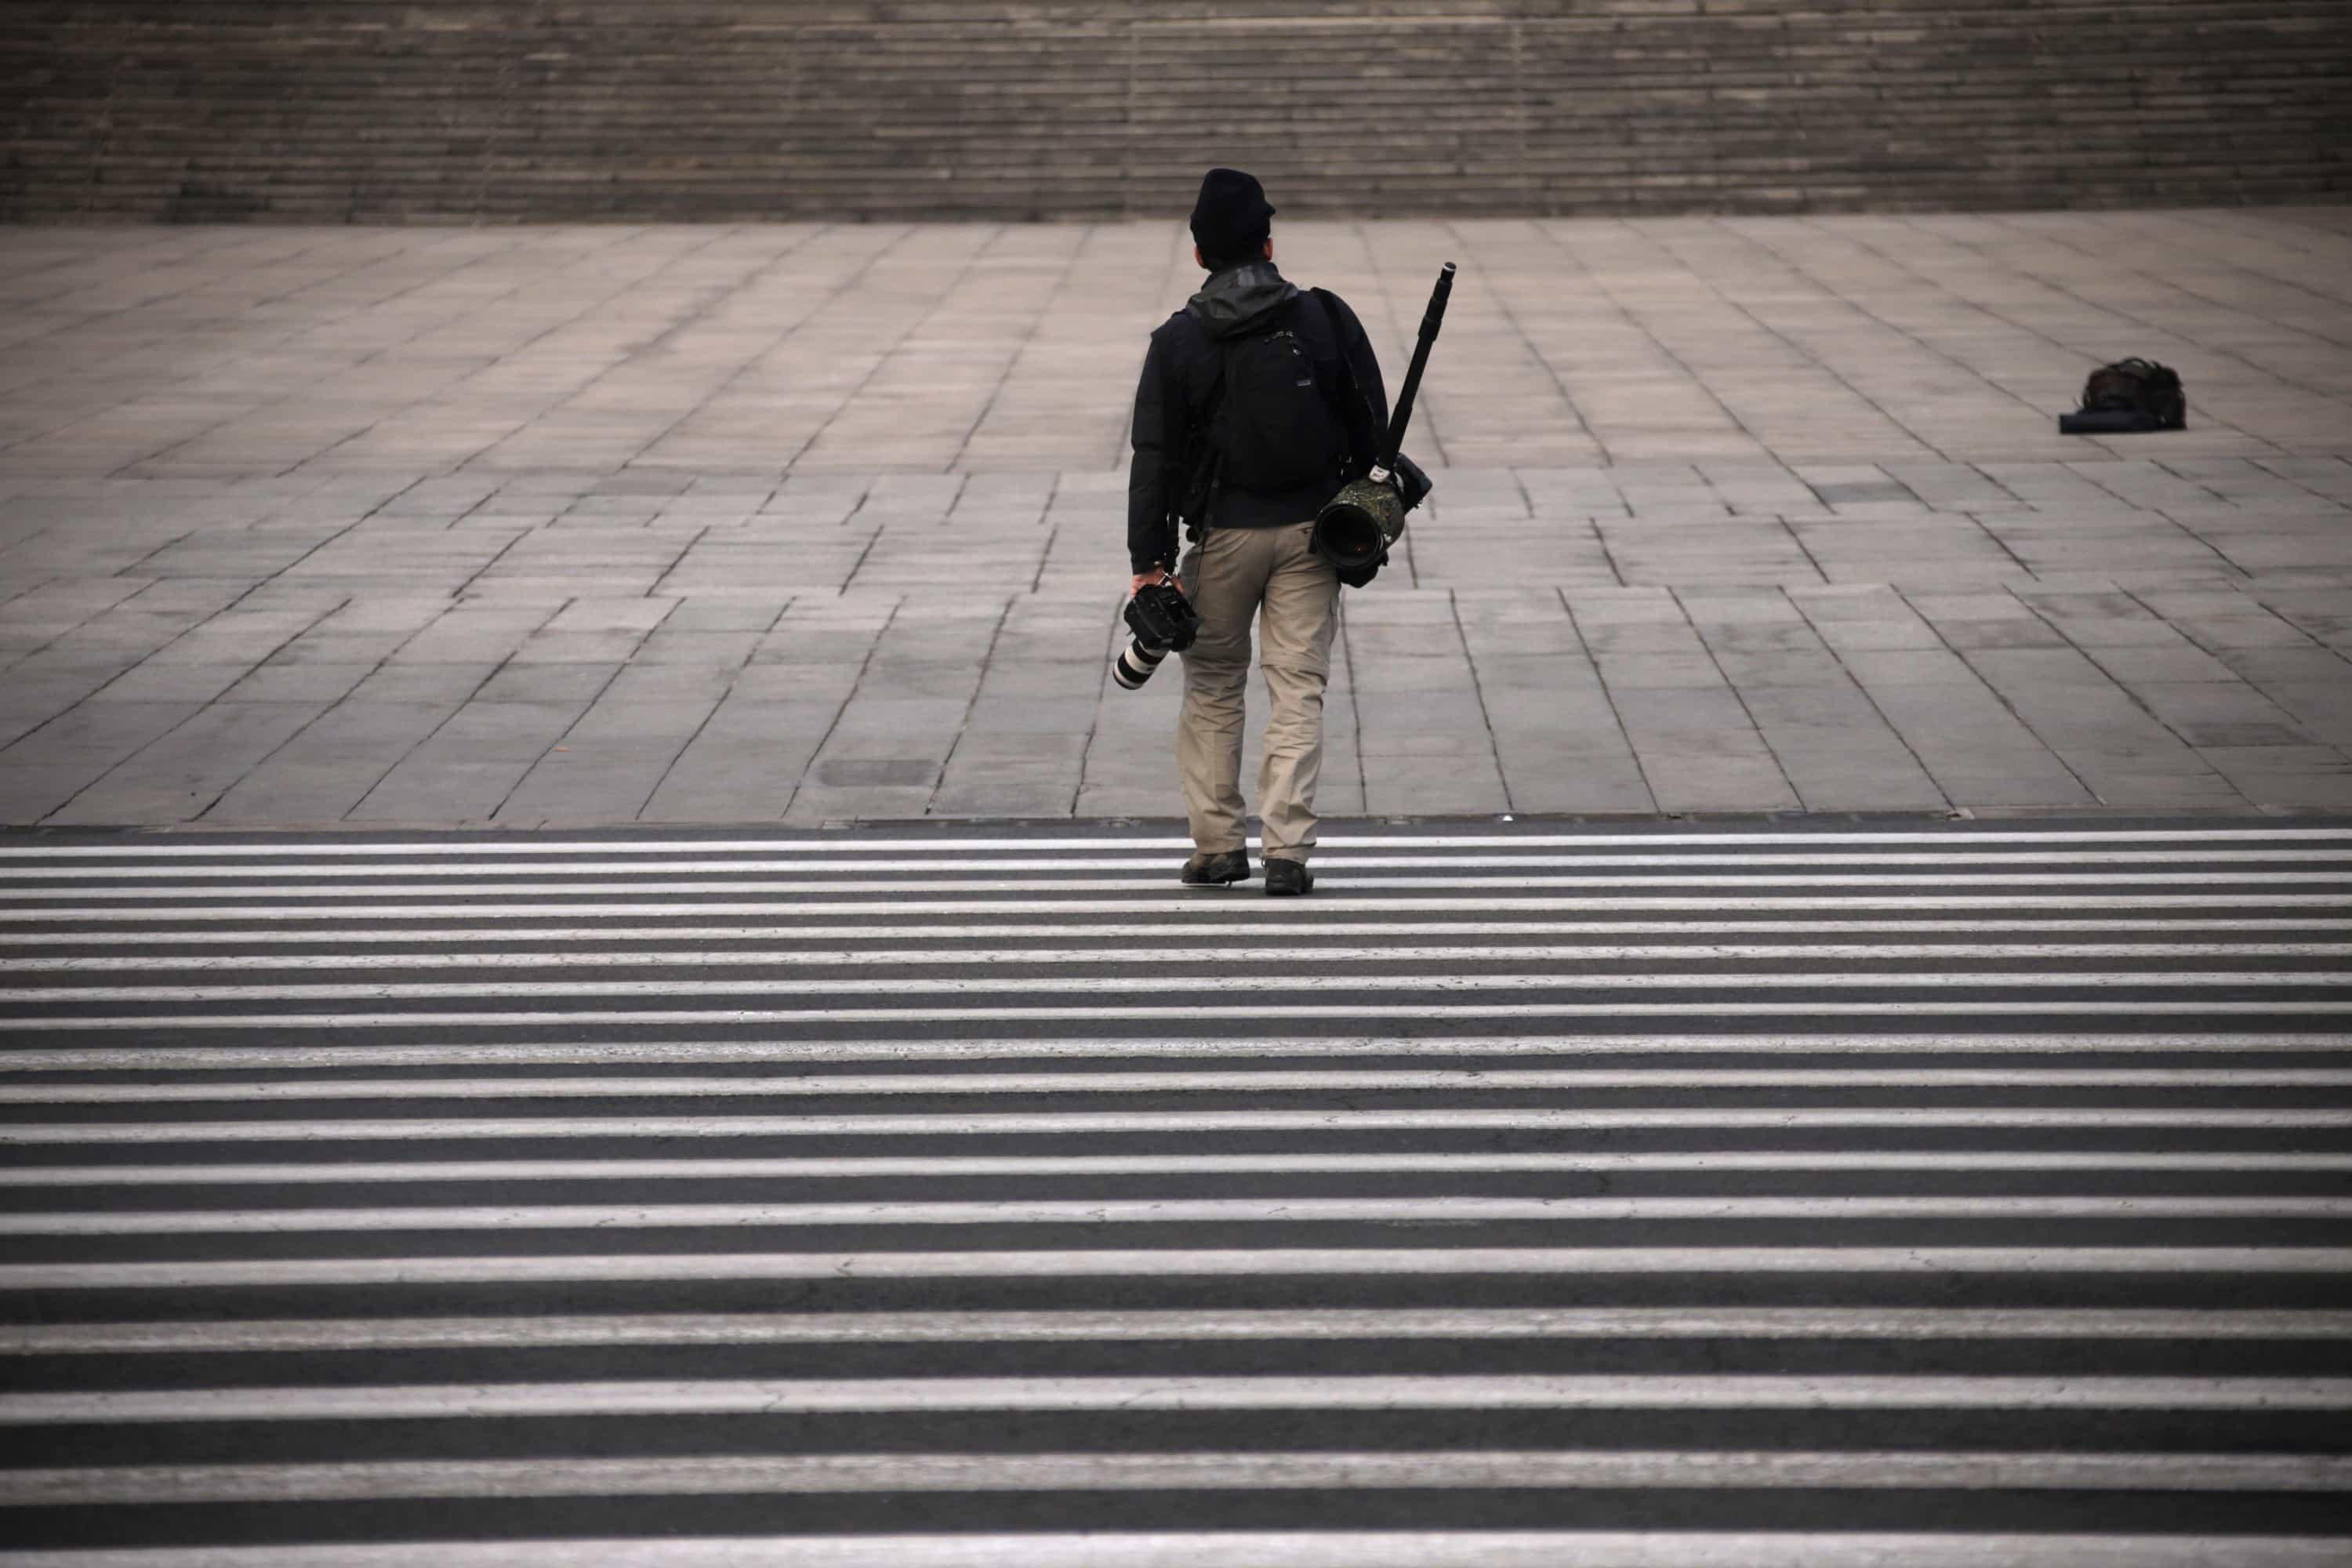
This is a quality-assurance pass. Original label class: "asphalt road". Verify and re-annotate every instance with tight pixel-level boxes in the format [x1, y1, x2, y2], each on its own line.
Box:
[0, 818, 2347, 1565]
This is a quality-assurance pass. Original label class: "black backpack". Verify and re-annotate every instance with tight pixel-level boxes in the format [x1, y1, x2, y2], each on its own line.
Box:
[2059, 358, 2187, 434]
[1207, 296, 1352, 492]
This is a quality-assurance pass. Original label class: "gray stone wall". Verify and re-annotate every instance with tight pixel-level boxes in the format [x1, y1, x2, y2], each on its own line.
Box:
[5, 2, 2349, 221]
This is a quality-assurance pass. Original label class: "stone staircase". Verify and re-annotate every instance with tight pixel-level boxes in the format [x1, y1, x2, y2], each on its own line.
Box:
[4, 1, 2347, 221]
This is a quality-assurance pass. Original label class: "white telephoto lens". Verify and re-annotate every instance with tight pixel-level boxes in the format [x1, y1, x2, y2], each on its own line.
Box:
[1112, 637, 1168, 690]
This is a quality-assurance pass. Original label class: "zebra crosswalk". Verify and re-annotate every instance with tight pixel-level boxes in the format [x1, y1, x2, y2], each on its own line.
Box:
[0, 820, 2347, 1564]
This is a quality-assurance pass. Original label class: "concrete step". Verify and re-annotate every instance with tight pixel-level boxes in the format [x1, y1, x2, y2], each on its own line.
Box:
[5, 1, 2345, 220]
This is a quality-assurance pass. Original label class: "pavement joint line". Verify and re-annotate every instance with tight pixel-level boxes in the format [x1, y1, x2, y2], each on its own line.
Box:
[932, 596, 1019, 816]
[1446, 590, 1514, 812]
[784, 595, 902, 818]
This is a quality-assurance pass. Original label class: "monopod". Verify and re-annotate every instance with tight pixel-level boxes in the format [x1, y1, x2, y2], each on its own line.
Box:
[1309, 260, 1456, 572]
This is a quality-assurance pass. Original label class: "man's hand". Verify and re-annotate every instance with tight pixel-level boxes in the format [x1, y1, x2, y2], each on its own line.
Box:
[1130, 568, 1170, 598]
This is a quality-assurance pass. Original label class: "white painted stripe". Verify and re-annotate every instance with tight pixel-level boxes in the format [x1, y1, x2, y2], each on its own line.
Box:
[8, 1247, 2344, 1291]
[2, 1531, 2337, 1568]
[11, 851, 2347, 880]
[7, 1108, 2344, 1145]
[13, 893, 2349, 921]
[13, 1307, 2346, 1353]
[9, 1196, 2344, 1237]
[1, 1530, 2341, 1568]
[4, 1449, 2342, 1504]
[6, 872, 2348, 900]
[13, 942, 2346, 975]
[9, 970, 2342, 1004]
[2, 1032, 2338, 1073]
[8, 1066, 2343, 1105]
[7, 827, 2341, 856]
[9, 917, 2345, 946]
[11, 1150, 2350, 1187]
[8, 1374, 2347, 1426]
[10, 1000, 2343, 1032]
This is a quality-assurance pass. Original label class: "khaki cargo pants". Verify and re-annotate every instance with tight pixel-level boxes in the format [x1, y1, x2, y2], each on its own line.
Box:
[1176, 519, 1340, 864]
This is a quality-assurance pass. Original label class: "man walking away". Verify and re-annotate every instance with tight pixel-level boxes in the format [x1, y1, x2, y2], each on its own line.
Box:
[1127, 169, 1389, 898]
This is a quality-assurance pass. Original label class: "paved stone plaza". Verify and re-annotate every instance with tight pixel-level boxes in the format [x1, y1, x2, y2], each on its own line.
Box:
[2, 210, 2350, 824]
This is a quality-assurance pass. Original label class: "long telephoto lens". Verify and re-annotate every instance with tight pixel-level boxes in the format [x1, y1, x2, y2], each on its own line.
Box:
[1310, 497, 1385, 571]
[1112, 636, 1168, 691]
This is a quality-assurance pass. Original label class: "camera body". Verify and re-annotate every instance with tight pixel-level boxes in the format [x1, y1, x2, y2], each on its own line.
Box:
[1112, 579, 1200, 690]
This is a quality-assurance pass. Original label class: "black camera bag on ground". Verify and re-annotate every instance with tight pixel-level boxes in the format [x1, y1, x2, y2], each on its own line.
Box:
[2059, 358, 2187, 434]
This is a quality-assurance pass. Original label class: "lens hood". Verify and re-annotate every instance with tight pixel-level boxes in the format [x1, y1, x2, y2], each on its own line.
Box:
[1312, 477, 1407, 571]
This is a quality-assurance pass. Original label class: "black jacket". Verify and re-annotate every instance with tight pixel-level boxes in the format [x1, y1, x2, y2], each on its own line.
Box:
[1127, 261, 1389, 573]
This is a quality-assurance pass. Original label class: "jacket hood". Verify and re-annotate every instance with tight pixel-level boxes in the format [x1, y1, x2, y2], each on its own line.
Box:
[1186, 260, 1300, 338]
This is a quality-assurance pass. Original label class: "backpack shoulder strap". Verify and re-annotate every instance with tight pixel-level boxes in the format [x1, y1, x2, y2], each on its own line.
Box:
[1172, 312, 1229, 539]
[1309, 286, 1382, 471]
[1182, 310, 1226, 401]
[1301, 286, 1340, 350]
[1308, 288, 1369, 399]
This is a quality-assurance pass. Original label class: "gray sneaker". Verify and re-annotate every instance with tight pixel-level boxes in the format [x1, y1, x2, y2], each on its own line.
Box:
[1264, 858, 1314, 896]
[1180, 850, 1250, 886]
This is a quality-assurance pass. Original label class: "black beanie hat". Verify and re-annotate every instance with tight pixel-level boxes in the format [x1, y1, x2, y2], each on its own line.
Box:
[1189, 168, 1275, 263]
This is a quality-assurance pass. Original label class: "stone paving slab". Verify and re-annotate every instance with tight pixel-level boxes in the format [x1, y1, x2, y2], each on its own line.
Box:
[3, 212, 2350, 825]
[1, 457, 2349, 824]
[8, 212, 2352, 479]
